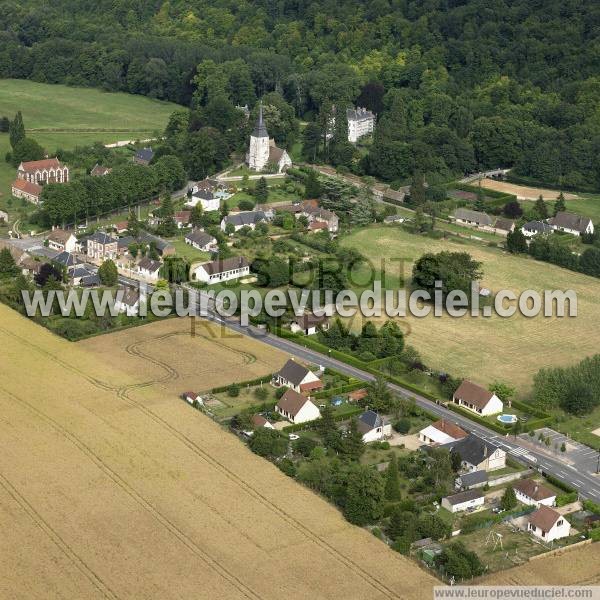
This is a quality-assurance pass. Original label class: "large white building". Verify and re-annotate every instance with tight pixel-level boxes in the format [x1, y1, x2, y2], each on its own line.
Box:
[247, 103, 292, 173]
[347, 107, 375, 143]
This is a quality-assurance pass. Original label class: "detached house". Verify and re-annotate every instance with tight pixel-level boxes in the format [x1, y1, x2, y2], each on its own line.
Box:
[513, 479, 556, 507]
[357, 410, 392, 443]
[453, 208, 493, 229]
[452, 380, 503, 416]
[419, 420, 467, 446]
[275, 389, 321, 424]
[527, 506, 570, 542]
[87, 232, 118, 261]
[185, 230, 218, 252]
[549, 211, 594, 236]
[443, 434, 506, 472]
[521, 220, 553, 237]
[91, 164, 112, 177]
[115, 287, 142, 317]
[191, 256, 249, 284]
[47, 229, 77, 253]
[221, 211, 268, 233]
[273, 359, 324, 394]
[187, 189, 220, 212]
[290, 312, 330, 336]
[441, 489, 485, 513]
[133, 147, 154, 166]
[137, 257, 162, 281]
[347, 107, 375, 143]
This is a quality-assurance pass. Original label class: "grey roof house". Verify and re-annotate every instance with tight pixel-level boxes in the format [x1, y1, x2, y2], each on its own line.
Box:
[453, 208, 493, 227]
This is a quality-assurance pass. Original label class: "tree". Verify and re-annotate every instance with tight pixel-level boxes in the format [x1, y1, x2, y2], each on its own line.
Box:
[554, 192, 566, 216]
[534, 195, 548, 220]
[11, 137, 45, 166]
[302, 123, 322, 162]
[366, 376, 394, 412]
[343, 465, 384, 526]
[506, 228, 528, 254]
[190, 204, 204, 228]
[436, 542, 484, 581]
[340, 418, 365, 461]
[98, 259, 118, 286]
[560, 381, 597, 415]
[500, 486, 517, 510]
[474, 185, 486, 212]
[248, 428, 287, 458]
[127, 210, 141, 237]
[9, 111, 25, 149]
[0, 248, 18, 277]
[384, 454, 402, 501]
[304, 169, 322, 199]
[255, 177, 268, 202]
[489, 382, 516, 404]
[35, 263, 63, 287]
[317, 404, 342, 450]
[409, 172, 426, 206]
[503, 200, 523, 218]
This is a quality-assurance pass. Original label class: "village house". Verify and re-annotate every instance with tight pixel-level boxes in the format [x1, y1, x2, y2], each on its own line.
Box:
[114, 287, 142, 317]
[137, 232, 175, 257]
[136, 257, 162, 281]
[53, 251, 83, 270]
[113, 221, 129, 234]
[68, 265, 96, 286]
[190, 178, 220, 195]
[299, 206, 339, 233]
[443, 434, 506, 472]
[454, 470, 488, 491]
[247, 103, 292, 173]
[133, 147, 154, 166]
[174, 211, 192, 229]
[273, 359, 324, 394]
[221, 211, 269, 233]
[275, 389, 321, 424]
[186, 189, 220, 212]
[441, 489, 485, 514]
[521, 220, 553, 237]
[20, 256, 43, 278]
[347, 388, 368, 403]
[549, 211, 594, 236]
[452, 380, 503, 416]
[251, 415, 274, 430]
[87, 232, 118, 261]
[494, 217, 515, 235]
[347, 107, 376, 143]
[527, 506, 570, 542]
[453, 208, 494, 229]
[419, 420, 468, 446]
[90, 163, 112, 177]
[290, 312, 330, 336]
[357, 410, 392, 443]
[513, 479, 556, 507]
[185, 230, 218, 252]
[47, 229, 77, 253]
[191, 256, 250, 284]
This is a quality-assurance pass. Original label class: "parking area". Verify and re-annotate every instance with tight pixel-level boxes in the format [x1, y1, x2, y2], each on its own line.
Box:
[519, 428, 600, 475]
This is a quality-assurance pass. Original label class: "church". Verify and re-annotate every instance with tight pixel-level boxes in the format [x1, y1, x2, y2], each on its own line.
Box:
[246, 104, 292, 173]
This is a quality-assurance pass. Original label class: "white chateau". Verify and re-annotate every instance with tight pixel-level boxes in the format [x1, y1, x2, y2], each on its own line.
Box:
[347, 107, 375, 143]
[246, 103, 292, 173]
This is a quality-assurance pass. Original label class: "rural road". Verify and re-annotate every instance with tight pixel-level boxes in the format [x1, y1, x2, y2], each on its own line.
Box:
[189, 290, 600, 503]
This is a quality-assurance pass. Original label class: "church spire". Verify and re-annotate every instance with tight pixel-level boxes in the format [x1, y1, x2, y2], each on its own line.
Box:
[252, 101, 269, 138]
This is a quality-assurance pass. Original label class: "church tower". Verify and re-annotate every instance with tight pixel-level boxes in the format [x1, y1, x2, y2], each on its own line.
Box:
[247, 102, 270, 171]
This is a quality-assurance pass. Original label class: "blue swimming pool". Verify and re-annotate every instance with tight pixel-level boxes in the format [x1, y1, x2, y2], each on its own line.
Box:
[497, 414, 518, 424]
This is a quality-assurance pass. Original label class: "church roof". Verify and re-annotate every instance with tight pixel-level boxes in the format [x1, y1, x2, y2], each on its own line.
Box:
[252, 102, 269, 138]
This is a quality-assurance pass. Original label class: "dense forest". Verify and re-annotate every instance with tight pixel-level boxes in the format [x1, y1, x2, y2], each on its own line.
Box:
[2, 0, 600, 188]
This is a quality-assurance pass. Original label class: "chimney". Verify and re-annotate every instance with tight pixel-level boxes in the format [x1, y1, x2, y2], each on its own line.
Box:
[483, 445, 488, 458]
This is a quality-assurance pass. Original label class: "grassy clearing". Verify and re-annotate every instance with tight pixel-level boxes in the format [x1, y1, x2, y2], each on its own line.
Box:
[341, 226, 600, 396]
[169, 238, 211, 263]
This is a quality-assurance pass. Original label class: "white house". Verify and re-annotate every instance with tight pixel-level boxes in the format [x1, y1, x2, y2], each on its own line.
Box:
[252, 414, 274, 429]
[221, 211, 268, 233]
[290, 313, 330, 336]
[549, 211, 594, 236]
[115, 287, 142, 317]
[357, 410, 392, 443]
[136, 257, 162, 281]
[275, 389, 321, 424]
[185, 230, 217, 252]
[186, 189, 220, 212]
[452, 380, 503, 416]
[528, 506, 570, 542]
[419, 420, 467, 446]
[513, 479, 556, 507]
[441, 489, 485, 514]
[273, 359, 324, 394]
[191, 256, 249, 284]
[47, 229, 77, 253]
[521, 220, 553, 237]
[444, 434, 506, 472]
[347, 107, 375, 143]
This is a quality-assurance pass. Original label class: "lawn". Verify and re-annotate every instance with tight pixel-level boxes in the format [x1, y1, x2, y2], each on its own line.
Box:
[341, 226, 600, 396]
[169, 237, 211, 263]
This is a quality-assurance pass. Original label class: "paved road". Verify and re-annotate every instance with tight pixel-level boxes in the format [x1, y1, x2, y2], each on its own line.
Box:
[188, 290, 600, 503]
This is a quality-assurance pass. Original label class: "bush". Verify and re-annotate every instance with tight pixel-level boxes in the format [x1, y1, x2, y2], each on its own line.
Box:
[394, 418, 411, 434]
[556, 491, 578, 507]
[238, 199, 255, 211]
[275, 387, 287, 399]
[227, 383, 240, 397]
[254, 387, 268, 401]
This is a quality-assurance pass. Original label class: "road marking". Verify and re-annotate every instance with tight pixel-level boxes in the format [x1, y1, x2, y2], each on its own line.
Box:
[509, 448, 529, 456]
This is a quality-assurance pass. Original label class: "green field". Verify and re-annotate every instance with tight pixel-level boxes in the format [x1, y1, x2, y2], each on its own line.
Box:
[0, 79, 180, 224]
[341, 226, 600, 396]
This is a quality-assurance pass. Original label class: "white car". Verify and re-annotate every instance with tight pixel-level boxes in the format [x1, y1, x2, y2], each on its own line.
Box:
[289, 434, 300, 441]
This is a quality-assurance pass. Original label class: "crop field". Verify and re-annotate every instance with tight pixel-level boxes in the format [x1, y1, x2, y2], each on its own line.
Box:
[479, 178, 578, 200]
[342, 227, 600, 395]
[0, 305, 443, 599]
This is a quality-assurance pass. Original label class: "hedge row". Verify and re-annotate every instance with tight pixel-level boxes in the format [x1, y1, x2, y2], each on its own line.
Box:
[211, 374, 275, 394]
[544, 473, 576, 494]
[452, 182, 517, 203]
[282, 406, 363, 432]
[313, 381, 366, 399]
[556, 491, 578, 507]
[445, 403, 512, 435]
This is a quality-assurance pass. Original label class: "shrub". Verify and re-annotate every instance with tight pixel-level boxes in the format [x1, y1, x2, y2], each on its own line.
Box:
[275, 387, 287, 399]
[394, 418, 411, 434]
[556, 491, 578, 507]
[254, 387, 268, 401]
[227, 383, 240, 397]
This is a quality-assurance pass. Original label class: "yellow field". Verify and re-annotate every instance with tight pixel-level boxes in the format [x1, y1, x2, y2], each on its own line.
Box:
[479, 178, 578, 200]
[343, 227, 600, 394]
[0, 306, 442, 599]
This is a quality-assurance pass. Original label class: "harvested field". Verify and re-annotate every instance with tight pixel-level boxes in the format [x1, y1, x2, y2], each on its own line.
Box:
[479, 178, 578, 200]
[0, 306, 439, 599]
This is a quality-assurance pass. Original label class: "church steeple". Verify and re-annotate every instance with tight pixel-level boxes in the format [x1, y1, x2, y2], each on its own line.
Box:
[252, 101, 269, 138]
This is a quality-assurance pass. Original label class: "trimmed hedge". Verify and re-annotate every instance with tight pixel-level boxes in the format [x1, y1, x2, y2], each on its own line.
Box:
[544, 473, 575, 494]
[313, 381, 366, 399]
[445, 403, 512, 435]
[556, 491, 578, 507]
[211, 374, 275, 394]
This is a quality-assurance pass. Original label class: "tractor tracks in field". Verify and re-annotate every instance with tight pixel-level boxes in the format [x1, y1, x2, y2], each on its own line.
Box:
[1, 325, 401, 599]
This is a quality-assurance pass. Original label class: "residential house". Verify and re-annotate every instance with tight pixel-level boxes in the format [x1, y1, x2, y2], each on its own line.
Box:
[11, 179, 42, 204]
[117, 236, 135, 256]
[115, 287, 142, 317]
[452, 380, 503, 416]
[273, 359, 324, 394]
[183, 392, 202, 406]
[133, 147, 154, 166]
[549, 211, 594, 236]
[521, 221, 553, 237]
[136, 257, 162, 281]
[47, 229, 77, 253]
[191, 256, 250, 284]
[290, 312, 330, 336]
[513, 479, 556, 507]
[53, 251, 82, 270]
[347, 388, 368, 403]
[221, 211, 268, 233]
[252, 414, 274, 429]
[441, 489, 485, 513]
[190, 178, 220, 195]
[528, 506, 570, 542]
[494, 218, 515, 235]
[87, 232, 118, 261]
[347, 107, 375, 143]
[20, 257, 43, 278]
[419, 420, 467, 446]
[113, 221, 129, 234]
[308, 221, 328, 233]
[174, 211, 192, 229]
[68, 266, 95, 286]
[299, 206, 339, 233]
[137, 232, 175, 257]
[185, 230, 218, 252]
[186, 189, 220, 212]
[443, 434, 506, 472]
[454, 470, 488, 491]
[453, 208, 494, 229]
[275, 388, 321, 424]
[91, 163, 112, 177]
[357, 410, 392, 443]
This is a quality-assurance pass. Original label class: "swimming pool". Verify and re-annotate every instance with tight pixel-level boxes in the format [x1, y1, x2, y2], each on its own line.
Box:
[497, 414, 518, 424]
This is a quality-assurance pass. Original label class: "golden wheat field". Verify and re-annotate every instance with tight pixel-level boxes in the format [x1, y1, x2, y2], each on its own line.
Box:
[1, 306, 444, 599]
[479, 178, 578, 200]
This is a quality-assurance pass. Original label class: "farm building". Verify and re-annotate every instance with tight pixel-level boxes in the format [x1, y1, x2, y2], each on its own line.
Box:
[528, 506, 570, 542]
[452, 380, 503, 416]
[513, 479, 556, 507]
[494, 217, 515, 235]
[441, 489, 484, 513]
[273, 359, 323, 394]
[275, 389, 320, 424]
